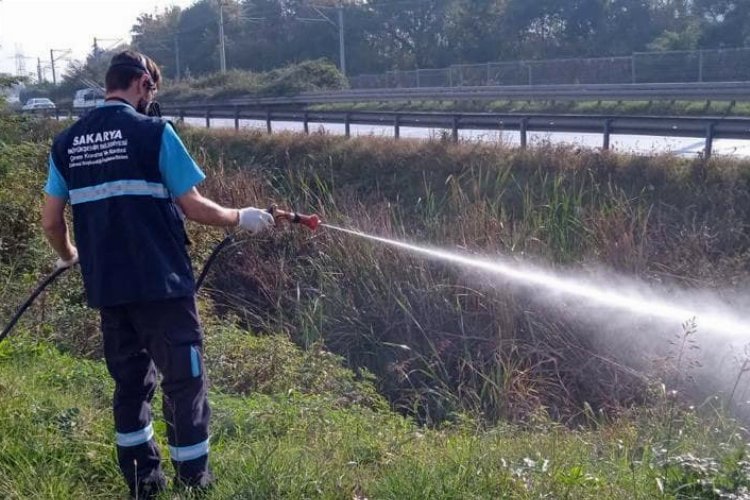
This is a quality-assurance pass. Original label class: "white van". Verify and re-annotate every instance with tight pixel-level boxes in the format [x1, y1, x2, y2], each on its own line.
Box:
[73, 88, 105, 110]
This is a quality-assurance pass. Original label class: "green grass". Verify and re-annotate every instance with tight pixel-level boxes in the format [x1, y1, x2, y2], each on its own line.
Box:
[4, 114, 750, 497]
[2, 334, 749, 499]
[312, 99, 750, 117]
[5, 116, 750, 428]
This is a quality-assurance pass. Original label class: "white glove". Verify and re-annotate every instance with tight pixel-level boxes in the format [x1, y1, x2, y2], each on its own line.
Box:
[238, 207, 275, 233]
[54, 248, 79, 270]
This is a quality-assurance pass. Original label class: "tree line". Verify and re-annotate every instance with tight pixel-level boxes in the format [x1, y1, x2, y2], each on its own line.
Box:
[130, 0, 750, 78]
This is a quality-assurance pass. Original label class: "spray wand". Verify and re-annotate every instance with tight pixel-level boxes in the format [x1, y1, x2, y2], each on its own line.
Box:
[191, 205, 321, 290]
[266, 205, 321, 231]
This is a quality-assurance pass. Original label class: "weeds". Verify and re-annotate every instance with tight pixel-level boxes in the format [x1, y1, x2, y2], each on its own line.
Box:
[4, 114, 750, 429]
[3, 114, 750, 497]
[181, 128, 750, 426]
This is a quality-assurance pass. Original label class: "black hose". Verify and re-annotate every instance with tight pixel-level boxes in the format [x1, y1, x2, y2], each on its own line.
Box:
[0, 266, 71, 345]
[0, 233, 239, 346]
[195, 233, 236, 291]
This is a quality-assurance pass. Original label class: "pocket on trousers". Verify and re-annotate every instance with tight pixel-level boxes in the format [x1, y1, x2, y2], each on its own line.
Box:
[167, 343, 203, 382]
[189, 345, 202, 378]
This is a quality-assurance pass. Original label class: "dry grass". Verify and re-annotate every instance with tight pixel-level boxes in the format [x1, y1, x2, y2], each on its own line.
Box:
[179, 128, 750, 425]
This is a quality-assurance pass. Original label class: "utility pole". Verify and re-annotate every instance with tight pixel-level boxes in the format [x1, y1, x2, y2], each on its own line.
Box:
[174, 33, 181, 81]
[339, 2, 346, 76]
[308, 4, 346, 76]
[37, 57, 43, 83]
[337, 2, 346, 76]
[49, 49, 71, 86]
[217, 0, 227, 73]
[50, 49, 56, 85]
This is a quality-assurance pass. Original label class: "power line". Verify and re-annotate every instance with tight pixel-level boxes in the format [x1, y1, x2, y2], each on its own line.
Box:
[132, 16, 220, 43]
[93, 37, 125, 56]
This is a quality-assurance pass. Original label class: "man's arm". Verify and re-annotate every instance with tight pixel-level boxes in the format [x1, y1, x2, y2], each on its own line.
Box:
[176, 188, 275, 232]
[41, 195, 77, 262]
[176, 187, 239, 227]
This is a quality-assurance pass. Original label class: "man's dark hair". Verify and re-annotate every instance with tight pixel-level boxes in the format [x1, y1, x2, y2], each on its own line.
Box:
[105, 50, 162, 92]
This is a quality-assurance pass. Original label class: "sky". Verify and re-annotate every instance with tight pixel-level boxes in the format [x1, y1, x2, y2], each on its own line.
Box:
[0, 0, 197, 77]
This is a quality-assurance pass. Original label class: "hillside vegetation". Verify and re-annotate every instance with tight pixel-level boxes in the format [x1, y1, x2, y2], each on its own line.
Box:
[2, 113, 750, 498]
[20, 59, 347, 108]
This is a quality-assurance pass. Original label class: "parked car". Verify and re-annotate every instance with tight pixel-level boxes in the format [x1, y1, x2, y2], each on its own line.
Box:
[22, 98, 56, 111]
[73, 87, 105, 110]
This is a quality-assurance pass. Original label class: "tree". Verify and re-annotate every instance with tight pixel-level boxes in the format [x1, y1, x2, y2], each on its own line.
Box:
[63, 46, 128, 88]
[131, 7, 182, 78]
[444, 0, 511, 63]
[124, 0, 748, 78]
[176, 0, 223, 75]
[598, 0, 658, 54]
[362, 0, 454, 69]
[0, 74, 22, 88]
[502, 0, 569, 58]
[694, 0, 750, 47]
[0, 74, 24, 110]
[647, 21, 702, 50]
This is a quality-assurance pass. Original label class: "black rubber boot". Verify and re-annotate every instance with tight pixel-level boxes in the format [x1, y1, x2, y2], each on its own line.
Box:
[129, 469, 167, 500]
[174, 468, 215, 497]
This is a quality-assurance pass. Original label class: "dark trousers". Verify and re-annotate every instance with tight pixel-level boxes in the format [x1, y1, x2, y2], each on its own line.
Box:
[100, 296, 211, 495]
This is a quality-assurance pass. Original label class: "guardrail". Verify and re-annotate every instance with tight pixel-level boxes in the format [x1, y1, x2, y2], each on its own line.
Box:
[150, 105, 749, 158]
[46, 103, 750, 158]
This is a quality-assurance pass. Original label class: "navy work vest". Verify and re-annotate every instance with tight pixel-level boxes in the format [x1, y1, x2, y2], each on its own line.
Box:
[51, 103, 195, 308]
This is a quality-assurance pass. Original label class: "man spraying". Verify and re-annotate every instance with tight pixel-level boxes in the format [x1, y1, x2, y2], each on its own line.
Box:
[41, 50, 274, 498]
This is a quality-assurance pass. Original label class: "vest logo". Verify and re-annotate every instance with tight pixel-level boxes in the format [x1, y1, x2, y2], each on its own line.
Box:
[72, 129, 123, 146]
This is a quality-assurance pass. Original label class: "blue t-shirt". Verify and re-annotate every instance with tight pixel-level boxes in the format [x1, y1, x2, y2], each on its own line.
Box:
[45, 112, 205, 199]
[157, 123, 206, 196]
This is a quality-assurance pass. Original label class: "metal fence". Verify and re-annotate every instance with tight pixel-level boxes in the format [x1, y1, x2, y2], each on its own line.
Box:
[350, 47, 750, 89]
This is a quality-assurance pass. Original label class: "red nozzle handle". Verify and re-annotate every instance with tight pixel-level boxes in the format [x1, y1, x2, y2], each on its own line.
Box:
[295, 213, 320, 231]
[267, 205, 320, 231]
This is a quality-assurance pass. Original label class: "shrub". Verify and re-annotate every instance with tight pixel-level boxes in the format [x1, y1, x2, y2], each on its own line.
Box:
[203, 315, 387, 410]
[159, 59, 347, 102]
